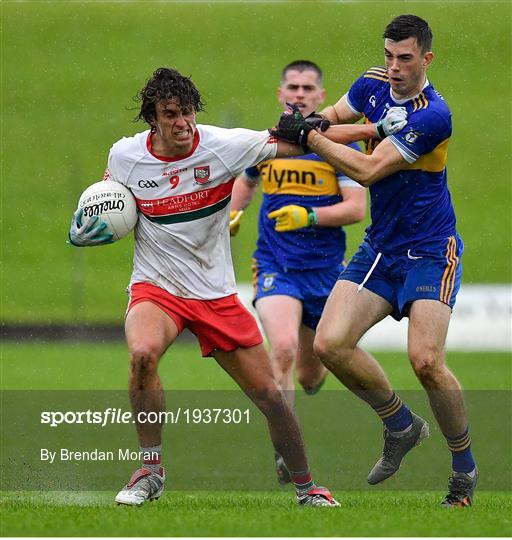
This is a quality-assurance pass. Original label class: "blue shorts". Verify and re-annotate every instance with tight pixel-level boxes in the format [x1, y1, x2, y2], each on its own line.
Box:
[252, 258, 344, 330]
[340, 235, 464, 321]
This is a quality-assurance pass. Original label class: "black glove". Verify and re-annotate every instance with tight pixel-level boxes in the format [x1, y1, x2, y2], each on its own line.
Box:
[305, 112, 330, 132]
[269, 103, 312, 152]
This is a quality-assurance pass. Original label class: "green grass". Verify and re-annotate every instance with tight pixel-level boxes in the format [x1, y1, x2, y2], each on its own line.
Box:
[1, 1, 511, 324]
[1, 491, 511, 537]
[1, 342, 511, 390]
[1, 343, 511, 536]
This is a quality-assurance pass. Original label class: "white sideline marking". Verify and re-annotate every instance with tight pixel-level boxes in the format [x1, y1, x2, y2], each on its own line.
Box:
[236, 284, 512, 352]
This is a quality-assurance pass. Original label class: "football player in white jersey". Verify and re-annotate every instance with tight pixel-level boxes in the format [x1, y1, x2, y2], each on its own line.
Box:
[68, 67, 404, 507]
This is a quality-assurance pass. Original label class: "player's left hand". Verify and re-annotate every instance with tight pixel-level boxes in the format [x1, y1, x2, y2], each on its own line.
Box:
[267, 205, 317, 232]
[375, 106, 408, 139]
[269, 103, 312, 151]
[229, 210, 244, 236]
[68, 208, 114, 247]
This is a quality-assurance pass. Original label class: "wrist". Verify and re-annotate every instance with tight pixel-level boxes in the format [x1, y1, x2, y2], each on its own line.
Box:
[375, 120, 386, 140]
[307, 129, 320, 146]
[304, 207, 318, 227]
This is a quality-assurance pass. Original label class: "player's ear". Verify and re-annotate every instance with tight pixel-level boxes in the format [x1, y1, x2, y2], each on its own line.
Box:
[423, 51, 434, 68]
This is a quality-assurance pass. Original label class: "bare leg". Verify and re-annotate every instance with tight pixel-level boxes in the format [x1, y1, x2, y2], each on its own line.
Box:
[408, 300, 468, 437]
[314, 280, 395, 405]
[125, 301, 179, 447]
[214, 344, 308, 473]
[256, 295, 302, 408]
[296, 324, 327, 392]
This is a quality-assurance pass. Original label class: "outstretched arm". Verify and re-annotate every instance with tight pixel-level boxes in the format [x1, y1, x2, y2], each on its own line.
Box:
[274, 104, 406, 157]
[307, 132, 407, 187]
[276, 123, 376, 157]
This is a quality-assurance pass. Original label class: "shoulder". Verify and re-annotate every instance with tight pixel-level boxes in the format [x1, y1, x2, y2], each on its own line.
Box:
[362, 66, 390, 84]
[353, 66, 390, 91]
[198, 124, 262, 140]
[411, 84, 451, 127]
[109, 130, 149, 162]
[197, 124, 274, 150]
[348, 67, 390, 112]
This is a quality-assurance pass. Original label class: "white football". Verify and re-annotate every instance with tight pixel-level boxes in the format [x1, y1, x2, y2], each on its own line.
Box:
[78, 180, 138, 241]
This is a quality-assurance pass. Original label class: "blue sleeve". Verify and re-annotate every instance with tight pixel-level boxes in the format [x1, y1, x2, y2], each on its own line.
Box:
[346, 74, 368, 115]
[389, 108, 452, 163]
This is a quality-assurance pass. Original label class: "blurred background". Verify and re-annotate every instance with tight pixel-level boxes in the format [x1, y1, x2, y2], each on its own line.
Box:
[1, 5, 510, 527]
[2, 1, 510, 326]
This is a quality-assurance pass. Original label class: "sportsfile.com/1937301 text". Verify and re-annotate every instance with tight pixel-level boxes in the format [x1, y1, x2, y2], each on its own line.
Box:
[40, 408, 251, 427]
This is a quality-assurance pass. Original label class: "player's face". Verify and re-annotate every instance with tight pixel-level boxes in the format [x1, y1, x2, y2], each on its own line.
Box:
[153, 100, 197, 154]
[384, 37, 433, 98]
[278, 69, 326, 117]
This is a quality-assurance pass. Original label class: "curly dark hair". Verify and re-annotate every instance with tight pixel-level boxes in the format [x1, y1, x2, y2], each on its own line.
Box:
[383, 15, 433, 53]
[135, 67, 205, 126]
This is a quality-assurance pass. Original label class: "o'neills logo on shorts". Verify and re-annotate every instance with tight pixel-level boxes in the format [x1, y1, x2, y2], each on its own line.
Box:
[194, 166, 210, 184]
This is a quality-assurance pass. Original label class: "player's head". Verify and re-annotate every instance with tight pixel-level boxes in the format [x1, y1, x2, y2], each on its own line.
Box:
[383, 15, 434, 98]
[136, 68, 205, 153]
[278, 60, 326, 117]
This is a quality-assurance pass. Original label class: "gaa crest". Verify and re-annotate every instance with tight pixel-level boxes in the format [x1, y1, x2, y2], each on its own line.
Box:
[193, 166, 211, 184]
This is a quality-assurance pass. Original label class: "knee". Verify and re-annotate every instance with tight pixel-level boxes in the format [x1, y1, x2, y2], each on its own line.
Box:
[251, 384, 289, 418]
[408, 345, 444, 382]
[129, 343, 161, 376]
[256, 386, 287, 419]
[313, 332, 353, 371]
[297, 372, 310, 390]
[270, 336, 298, 375]
[297, 372, 322, 393]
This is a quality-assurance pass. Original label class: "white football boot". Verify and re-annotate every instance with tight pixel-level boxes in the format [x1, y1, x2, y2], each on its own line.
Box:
[115, 467, 165, 506]
[296, 486, 340, 507]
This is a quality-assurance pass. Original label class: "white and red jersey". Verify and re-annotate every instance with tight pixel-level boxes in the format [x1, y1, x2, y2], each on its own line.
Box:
[105, 125, 277, 300]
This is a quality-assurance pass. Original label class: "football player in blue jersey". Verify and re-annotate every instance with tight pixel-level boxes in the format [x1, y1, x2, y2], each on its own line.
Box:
[230, 60, 406, 485]
[270, 16, 478, 506]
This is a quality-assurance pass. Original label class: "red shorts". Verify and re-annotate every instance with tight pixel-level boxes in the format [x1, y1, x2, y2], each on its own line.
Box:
[128, 282, 263, 357]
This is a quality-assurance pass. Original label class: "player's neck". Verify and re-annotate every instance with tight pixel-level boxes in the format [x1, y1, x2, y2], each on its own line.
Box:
[390, 76, 429, 103]
[150, 132, 195, 159]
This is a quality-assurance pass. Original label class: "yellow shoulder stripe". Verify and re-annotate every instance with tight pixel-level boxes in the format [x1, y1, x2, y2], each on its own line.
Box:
[364, 74, 389, 82]
[413, 92, 429, 112]
[408, 138, 450, 173]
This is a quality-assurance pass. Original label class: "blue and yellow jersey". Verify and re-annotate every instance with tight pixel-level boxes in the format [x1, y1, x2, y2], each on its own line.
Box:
[246, 146, 361, 270]
[347, 67, 456, 254]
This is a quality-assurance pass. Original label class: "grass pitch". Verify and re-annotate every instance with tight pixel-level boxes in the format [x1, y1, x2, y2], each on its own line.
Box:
[1, 343, 511, 536]
[1, 491, 511, 537]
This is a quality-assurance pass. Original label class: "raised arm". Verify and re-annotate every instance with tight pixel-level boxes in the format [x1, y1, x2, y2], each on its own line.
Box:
[320, 94, 362, 125]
